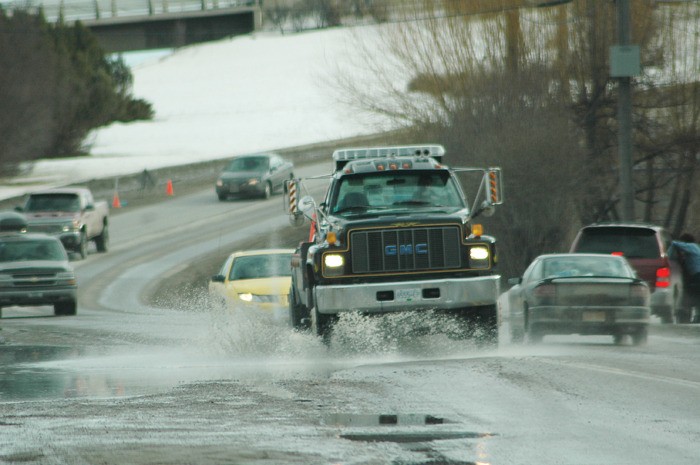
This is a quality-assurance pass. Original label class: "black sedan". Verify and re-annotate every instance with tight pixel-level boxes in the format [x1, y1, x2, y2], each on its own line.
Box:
[506, 253, 650, 345]
[215, 153, 294, 201]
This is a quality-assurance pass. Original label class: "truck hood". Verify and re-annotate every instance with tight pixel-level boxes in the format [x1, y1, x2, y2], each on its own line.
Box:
[24, 212, 79, 223]
[327, 209, 470, 230]
[219, 171, 264, 180]
[0, 261, 73, 274]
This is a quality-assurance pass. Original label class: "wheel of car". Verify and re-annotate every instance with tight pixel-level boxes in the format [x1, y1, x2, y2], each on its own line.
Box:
[78, 231, 88, 260]
[217, 193, 226, 201]
[54, 300, 77, 316]
[527, 329, 543, 344]
[631, 327, 648, 346]
[510, 325, 524, 344]
[94, 223, 109, 253]
[613, 333, 625, 345]
[262, 182, 272, 200]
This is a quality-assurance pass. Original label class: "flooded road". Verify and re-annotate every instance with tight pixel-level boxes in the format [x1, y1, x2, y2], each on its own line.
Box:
[2, 164, 700, 464]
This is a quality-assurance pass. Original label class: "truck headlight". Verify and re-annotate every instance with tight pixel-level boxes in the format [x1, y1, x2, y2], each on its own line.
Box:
[56, 272, 77, 286]
[323, 254, 345, 276]
[62, 219, 80, 232]
[468, 246, 490, 268]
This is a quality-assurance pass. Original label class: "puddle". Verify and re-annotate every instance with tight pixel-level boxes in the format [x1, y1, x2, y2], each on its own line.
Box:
[323, 413, 495, 444]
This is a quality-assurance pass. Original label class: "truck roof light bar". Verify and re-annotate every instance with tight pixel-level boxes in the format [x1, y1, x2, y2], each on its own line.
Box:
[332, 145, 445, 162]
[333, 145, 445, 170]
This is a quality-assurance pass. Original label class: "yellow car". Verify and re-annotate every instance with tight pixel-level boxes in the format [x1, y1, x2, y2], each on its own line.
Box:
[209, 249, 294, 314]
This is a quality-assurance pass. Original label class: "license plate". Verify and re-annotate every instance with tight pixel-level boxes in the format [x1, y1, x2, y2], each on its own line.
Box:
[582, 311, 606, 322]
[395, 288, 421, 302]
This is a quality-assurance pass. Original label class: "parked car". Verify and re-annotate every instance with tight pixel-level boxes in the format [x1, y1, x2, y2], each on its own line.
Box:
[209, 249, 294, 317]
[506, 253, 650, 345]
[0, 231, 78, 316]
[570, 223, 685, 323]
[16, 187, 110, 260]
[215, 153, 294, 201]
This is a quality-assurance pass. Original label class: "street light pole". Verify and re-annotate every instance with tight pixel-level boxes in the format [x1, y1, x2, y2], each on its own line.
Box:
[616, 0, 635, 221]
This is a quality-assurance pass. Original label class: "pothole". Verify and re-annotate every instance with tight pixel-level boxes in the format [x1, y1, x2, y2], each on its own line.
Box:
[322, 413, 495, 443]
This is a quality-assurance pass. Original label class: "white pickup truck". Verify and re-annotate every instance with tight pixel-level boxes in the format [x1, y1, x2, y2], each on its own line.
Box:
[17, 187, 110, 259]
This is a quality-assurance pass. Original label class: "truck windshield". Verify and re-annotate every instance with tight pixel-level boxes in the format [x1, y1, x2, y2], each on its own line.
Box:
[331, 171, 464, 214]
[25, 194, 80, 212]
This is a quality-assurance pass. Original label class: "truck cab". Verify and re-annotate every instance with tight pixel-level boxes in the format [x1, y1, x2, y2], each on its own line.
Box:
[286, 144, 503, 344]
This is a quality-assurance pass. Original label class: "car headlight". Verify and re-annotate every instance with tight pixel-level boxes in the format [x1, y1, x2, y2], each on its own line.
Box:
[216, 179, 223, 187]
[468, 246, 490, 268]
[238, 293, 254, 302]
[247, 178, 260, 186]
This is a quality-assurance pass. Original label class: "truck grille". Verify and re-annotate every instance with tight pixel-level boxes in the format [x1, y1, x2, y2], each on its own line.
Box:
[12, 272, 58, 287]
[350, 226, 461, 274]
[27, 224, 64, 234]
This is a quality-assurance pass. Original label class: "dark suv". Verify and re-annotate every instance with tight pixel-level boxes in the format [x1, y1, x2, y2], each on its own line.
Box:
[570, 223, 685, 323]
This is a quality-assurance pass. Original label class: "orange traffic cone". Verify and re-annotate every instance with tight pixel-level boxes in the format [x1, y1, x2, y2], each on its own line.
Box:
[165, 179, 174, 196]
[112, 192, 121, 208]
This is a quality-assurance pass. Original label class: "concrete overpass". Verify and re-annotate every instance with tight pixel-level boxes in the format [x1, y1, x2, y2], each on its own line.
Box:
[7, 0, 262, 52]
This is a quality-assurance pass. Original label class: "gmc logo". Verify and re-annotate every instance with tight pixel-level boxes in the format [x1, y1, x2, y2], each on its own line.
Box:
[385, 243, 428, 256]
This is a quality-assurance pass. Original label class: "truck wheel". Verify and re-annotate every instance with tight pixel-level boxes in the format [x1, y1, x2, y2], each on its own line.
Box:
[311, 306, 335, 345]
[631, 327, 648, 346]
[94, 224, 109, 253]
[77, 231, 88, 260]
[54, 300, 77, 316]
[474, 304, 498, 346]
[288, 287, 309, 331]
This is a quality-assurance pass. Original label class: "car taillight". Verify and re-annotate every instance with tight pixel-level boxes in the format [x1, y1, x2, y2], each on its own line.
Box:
[655, 267, 671, 288]
[534, 283, 556, 305]
[611, 251, 624, 256]
[629, 284, 649, 306]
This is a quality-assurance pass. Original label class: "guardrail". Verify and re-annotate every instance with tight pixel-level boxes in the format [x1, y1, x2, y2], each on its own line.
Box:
[1, 0, 259, 22]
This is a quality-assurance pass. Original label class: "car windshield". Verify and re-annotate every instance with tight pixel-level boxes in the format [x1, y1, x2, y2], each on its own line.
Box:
[225, 156, 270, 172]
[230, 254, 291, 280]
[25, 194, 81, 212]
[0, 239, 67, 262]
[331, 171, 464, 215]
[542, 256, 633, 279]
[575, 227, 659, 259]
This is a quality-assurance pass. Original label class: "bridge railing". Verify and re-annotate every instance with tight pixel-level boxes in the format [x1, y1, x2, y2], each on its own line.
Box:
[1, 0, 259, 22]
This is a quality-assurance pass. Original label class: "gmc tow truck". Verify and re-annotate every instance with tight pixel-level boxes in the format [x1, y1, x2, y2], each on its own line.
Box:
[284, 144, 503, 344]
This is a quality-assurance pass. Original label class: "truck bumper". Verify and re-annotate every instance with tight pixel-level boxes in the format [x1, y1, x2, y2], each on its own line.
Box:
[314, 275, 500, 315]
[0, 287, 77, 307]
[57, 231, 82, 252]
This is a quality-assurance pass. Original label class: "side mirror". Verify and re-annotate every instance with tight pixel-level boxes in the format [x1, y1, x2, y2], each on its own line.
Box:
[211, 274, 225, 283]
[507, 277, 522, 286]
[14, 206, 23, 212]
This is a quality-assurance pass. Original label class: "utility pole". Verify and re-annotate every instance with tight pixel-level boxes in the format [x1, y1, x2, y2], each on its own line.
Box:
[612, 0, 638, 221]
